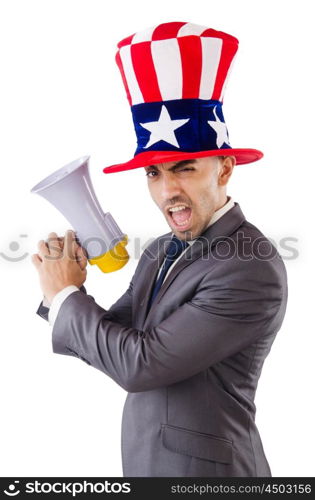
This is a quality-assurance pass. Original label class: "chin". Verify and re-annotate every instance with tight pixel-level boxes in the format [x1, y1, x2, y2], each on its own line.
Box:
[174, 228, 196, 241]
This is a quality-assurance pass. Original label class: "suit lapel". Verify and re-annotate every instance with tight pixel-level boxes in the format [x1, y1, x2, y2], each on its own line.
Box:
[136, 232, 172, 327]
[137, 202, 246, 326]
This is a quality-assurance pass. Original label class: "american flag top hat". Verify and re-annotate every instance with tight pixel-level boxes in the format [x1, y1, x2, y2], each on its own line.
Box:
[103, 22, 263, 174]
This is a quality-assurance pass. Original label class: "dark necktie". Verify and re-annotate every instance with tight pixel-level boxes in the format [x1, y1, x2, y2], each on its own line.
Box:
[148, 234, 189, 309]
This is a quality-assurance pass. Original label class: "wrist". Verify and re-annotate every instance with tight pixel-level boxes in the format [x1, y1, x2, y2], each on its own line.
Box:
[48, 285, 81, 327]
[45, 284, 77, 304]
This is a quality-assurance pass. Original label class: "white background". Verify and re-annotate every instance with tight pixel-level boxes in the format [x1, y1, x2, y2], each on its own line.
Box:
[0, 0, 314, 477]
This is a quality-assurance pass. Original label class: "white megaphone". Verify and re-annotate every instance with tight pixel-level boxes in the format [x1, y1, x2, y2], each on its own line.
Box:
[30, 156, 129, 273]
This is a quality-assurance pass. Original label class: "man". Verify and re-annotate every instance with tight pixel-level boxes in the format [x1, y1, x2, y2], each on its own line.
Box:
[32, 23, 288, 477]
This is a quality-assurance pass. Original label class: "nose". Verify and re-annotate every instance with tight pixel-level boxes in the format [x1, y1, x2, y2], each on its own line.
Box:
[160, 174, 182, 201]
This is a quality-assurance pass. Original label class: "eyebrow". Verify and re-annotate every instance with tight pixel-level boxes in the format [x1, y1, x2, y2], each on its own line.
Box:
[145, 159, 197, 172]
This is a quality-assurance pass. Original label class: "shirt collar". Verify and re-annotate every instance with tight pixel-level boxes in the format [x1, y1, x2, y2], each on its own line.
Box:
[206, 195, 235, 228]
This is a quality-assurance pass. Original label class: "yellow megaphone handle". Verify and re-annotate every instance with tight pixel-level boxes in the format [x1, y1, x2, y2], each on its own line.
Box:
[88, 236, 129, 273]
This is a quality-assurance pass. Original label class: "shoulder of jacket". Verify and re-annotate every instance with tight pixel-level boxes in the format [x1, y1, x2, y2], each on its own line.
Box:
[203, 220, 287, 290]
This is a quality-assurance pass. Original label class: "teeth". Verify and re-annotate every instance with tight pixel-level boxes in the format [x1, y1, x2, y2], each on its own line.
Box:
[169, 206, 187, 212]
[176, 219, 190, 226]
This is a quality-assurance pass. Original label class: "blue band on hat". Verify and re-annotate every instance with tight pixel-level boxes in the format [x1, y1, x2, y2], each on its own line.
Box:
[131, 99, 232, 156]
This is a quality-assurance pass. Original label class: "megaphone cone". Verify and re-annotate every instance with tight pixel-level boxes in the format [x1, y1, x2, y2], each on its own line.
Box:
[30, 156, 129, 273]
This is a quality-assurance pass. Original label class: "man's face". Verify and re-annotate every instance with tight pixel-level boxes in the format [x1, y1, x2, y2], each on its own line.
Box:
[145, 156, 229, 241]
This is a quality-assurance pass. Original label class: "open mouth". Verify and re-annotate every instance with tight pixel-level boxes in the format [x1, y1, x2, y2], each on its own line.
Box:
[167, 205, 192, 230]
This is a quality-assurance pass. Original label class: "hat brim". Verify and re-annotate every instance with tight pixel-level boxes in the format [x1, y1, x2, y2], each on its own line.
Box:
[103, 148, 263, 173]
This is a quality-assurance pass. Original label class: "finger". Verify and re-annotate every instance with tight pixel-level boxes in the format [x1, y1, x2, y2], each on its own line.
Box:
[47, 232, 63, 257]
[31, 253, 42, 269]
[37, 240, 50, 259]
[76, 245, 88, 270]
[79, 266, 88, 282]
[63, 229, 76, 261]
[58, 236, 65, 249]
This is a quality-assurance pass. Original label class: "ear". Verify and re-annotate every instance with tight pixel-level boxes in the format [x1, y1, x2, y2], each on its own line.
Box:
[218, 156, 236, 186]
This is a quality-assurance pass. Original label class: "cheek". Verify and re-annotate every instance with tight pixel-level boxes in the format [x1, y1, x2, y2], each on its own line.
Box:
[148, 184, 162, 207]
[193, 190, 215, 217]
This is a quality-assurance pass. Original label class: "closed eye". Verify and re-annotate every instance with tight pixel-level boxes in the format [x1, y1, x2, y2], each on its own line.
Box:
[175, 167, 195, 174]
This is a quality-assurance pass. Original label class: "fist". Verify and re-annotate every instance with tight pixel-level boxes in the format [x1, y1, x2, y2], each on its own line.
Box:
[31, 230, 88, 304]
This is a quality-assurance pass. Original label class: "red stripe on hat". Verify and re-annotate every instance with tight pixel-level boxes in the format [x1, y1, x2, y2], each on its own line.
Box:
[117, 34, 135, 49]
[201, 28, 239, 45]
[152, 21, 187, 40]
[115, 51, 132, 105]
[211, 38, 238, 101]
[178, 35, 202, 99]
[130, 41, 162, 103]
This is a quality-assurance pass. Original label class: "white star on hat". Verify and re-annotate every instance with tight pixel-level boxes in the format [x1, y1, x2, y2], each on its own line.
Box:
[207, 106, 230, 148]
[140, 105, 190, 148]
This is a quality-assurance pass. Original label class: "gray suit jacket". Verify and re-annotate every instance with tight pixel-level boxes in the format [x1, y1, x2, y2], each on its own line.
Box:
[37, 202, 288, 477]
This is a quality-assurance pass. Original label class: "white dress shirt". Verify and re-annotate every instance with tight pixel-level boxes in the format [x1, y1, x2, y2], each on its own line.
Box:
[46, 196, 235, 326]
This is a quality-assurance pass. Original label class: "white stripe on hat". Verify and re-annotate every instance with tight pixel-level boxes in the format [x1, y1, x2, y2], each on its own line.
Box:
[120, 45, 144, 105]
[177, 22, 208, 37]
[151, 39, 183, 101]
[199, 37, 222, 100]
[131, 25, 156, 44]
[219, 53, 237, 101]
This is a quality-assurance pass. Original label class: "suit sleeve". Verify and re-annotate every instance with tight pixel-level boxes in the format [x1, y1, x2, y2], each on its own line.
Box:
[36, 285, 88, 322]
[51, 257, 287, 392]
[36, 282, 133, 329]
